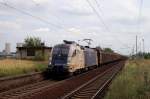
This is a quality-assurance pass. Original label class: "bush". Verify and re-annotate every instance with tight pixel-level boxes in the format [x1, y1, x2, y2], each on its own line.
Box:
[104, 59, 150, 99]
[34, 51, 45, 61]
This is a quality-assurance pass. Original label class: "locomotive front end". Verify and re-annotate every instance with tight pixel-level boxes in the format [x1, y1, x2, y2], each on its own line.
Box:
[48, 44, 70, 75]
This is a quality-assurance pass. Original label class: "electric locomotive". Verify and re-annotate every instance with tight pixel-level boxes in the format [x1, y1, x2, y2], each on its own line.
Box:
[48, 40, 89, 75]
[47, 40, 122, 76]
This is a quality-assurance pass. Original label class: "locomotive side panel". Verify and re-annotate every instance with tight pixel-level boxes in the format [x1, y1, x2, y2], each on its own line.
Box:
[68, 49, 85, 73]
[84, 48, 98, 67]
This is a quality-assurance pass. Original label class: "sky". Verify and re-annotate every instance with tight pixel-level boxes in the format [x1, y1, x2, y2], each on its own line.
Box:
[0, 0, 149, 55]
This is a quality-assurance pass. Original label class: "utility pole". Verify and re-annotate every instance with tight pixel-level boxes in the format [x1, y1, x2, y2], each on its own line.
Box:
[136, 35, 138, 58]
[139, 42, 141, 53]
[142, 38, 145, 52]
[142, 38, 145, 58]
[132, 46, 135, 60]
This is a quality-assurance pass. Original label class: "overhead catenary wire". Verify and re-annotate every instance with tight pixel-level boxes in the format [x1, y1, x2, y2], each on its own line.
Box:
[30, 0, 65, 25]
[1, 0, 133, 52]
[86, 0, 131, 49]
[2, 0, 129, 48]
[94, 0, 104, 15]
[0, 2, 64, 30]
[94, 0, 132, 49]
[86, 0, 110, 32]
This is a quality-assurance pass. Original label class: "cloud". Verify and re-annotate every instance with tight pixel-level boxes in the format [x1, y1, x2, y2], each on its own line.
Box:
[34, 27, 50, 32]
[0, 21, 21, 31]
[33, 0, 49, 4]
[60, 0, 92, 16]
[0, 0, 150, 55]
[68, 28, 82, 34]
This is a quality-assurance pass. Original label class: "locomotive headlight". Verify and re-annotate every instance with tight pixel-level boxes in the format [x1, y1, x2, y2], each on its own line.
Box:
[49, 61, 51, 65]
[48, 56, 52, 65]
[67, 59, 71, 66]
[67, 56, 71, 64]
[66, 61, 71, 69]
[66, 60, 71, 69]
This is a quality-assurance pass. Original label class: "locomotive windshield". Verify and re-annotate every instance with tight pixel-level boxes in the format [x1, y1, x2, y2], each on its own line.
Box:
[51, 45, 70, 65]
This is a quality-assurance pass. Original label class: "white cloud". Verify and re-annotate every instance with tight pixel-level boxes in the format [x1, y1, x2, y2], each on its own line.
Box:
[33, 0, 49, 4]
[60, 0, 92, 15]
[34, 27, 50, 32]
[0, 21, 21, 30]
[115, 0, 137, 14]
[68, 28, 82, 34]
[0, 0, 150, 55]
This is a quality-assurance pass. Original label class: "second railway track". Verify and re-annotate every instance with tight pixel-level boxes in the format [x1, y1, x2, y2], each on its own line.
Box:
[0, 80, 57, 99]
[0, 72, 46, 93]
[62, 61, 123, 99]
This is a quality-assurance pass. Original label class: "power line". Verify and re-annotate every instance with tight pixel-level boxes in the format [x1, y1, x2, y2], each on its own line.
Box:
[86, 0, 131, 48]
[94, 0, 104, 15]
[86, 0, 110, 32]
[0, 2, 64, 29]
[93, 0, 132, 49]
[29, 0, 65, 26]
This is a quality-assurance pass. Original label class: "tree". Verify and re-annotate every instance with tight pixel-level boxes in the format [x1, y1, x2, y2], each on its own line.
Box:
[103, 48, 114, 53]
[23, 37, 42, 47]
[143, 52, 150, 59]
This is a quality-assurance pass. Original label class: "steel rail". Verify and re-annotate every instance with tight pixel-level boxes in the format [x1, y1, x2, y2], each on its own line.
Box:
[62, 61, 123, 99]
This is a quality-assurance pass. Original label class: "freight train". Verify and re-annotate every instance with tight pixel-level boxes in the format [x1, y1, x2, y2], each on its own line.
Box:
[47, 40, 124, 76]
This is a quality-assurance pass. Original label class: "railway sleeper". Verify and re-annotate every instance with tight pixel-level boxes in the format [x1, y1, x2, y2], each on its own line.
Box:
[77, 89, 97, 93]
[74, 92, 95, 96]
[75, 91, 94, 95]
[76, 88, 97, 94]
[69, 67, 120, 99]
[81, 83, 103, 90]
[72, 94, 93, 99]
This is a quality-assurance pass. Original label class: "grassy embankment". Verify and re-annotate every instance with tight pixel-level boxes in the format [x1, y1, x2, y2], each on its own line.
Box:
[105, 59, 150, 99]
[0, 59, 48, 77]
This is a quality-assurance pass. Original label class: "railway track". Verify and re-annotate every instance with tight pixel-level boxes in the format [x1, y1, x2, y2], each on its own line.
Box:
[17, 60, 125, 99]
[0, 60, 125, 99]
[62, 61, 123, 99]
[0, 80, 57, 99]
[0, 72, 46, 93]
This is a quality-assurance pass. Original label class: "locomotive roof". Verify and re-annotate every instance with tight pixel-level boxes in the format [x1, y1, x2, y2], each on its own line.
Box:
[63, 40, 76, 44]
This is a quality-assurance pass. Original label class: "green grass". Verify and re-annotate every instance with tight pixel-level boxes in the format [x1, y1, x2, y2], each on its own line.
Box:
[104, 59, 150, 99]
[0, 59, 48, 77]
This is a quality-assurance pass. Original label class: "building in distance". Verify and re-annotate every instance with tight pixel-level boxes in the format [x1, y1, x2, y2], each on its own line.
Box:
[16, 43, 52, 60]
